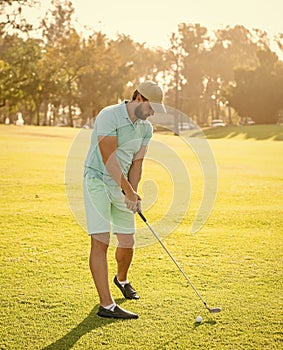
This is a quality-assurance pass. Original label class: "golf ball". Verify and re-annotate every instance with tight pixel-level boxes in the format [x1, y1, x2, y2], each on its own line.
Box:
[196, 315, 202, 323]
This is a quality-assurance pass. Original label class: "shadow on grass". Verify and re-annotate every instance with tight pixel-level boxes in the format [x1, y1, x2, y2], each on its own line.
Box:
[42, 299, 128, 350]
[193, 319, 217, 328]
[189, 125, 283, 141]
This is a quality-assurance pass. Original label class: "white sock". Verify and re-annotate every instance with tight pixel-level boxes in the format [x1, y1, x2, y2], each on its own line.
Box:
[104, 302, 116, 311]
[118, 279, 129, 287]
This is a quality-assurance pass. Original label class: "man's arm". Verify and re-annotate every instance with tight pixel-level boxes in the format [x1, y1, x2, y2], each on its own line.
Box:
[128, 159, 143, 192]
[128, 145, 148, 191]
[127, 145, 148, 213]
[98, 135, 138, 211]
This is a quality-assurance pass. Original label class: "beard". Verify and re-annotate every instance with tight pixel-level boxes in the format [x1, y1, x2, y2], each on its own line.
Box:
[134, 104, 148, 120]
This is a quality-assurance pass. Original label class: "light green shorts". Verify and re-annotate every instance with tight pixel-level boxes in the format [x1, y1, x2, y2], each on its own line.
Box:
[83, 176, 135, 235]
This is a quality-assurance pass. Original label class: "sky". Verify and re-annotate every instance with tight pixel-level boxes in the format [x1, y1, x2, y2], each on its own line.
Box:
[23, 0, 282, 52]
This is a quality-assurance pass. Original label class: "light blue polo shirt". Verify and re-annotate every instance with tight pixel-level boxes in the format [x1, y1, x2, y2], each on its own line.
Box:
[84, 101, 153, 186]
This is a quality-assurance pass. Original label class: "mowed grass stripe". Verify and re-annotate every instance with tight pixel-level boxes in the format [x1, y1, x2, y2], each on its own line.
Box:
[0, 125, 282, 350]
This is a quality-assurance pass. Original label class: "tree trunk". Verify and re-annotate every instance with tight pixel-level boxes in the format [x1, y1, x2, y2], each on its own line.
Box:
[67, 80, 73, 127]
[36, 106, 40, 125]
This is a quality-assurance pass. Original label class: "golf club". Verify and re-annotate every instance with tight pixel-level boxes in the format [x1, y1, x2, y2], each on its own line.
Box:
[137, 210, 221, 314]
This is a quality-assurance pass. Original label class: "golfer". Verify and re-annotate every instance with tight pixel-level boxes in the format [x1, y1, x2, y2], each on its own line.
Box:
[83, 81, 165, 319]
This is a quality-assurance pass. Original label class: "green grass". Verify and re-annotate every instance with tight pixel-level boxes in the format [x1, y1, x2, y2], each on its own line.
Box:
[0, 125, 282, 350]
[198, 124, 283, 141]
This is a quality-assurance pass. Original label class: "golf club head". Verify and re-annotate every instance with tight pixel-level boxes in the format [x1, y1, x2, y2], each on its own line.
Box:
[208, 307, 221, 314]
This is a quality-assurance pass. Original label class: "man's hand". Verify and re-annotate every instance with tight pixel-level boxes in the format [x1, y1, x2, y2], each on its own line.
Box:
[124, 190, 141, 213]
[136, 199, 142, 213]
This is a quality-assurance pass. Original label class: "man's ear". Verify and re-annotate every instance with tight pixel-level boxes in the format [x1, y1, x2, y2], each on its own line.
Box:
[136, 93, 144, 102]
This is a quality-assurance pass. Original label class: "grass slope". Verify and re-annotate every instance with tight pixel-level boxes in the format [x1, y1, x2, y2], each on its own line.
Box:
[0, 125, 282, 350]
[199, 124, 283, 141]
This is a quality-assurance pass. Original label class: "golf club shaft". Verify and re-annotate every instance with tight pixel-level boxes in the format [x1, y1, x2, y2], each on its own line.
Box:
[138, 211, 209, 309]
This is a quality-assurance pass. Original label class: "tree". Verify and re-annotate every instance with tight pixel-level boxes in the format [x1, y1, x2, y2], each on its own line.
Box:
[173, 24, 273, 125]
[39, 0, 85, 126]
[109, 34, 168, 97]
[0, 0, 37, 36]
[275, 33, 283, 53]
[175, 23, 210, 124]
[0, 35, 28, 119]
[0, 35, 49, 124]
[40, 0, 74, 46]
[77, 32, 168, 127]
[78, 32, 134, 125]
[200, 25, 262, 124]
[226, 49, 283, 124]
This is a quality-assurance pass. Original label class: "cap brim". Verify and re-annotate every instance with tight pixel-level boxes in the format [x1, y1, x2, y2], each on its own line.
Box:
[150, 102, 167, 114]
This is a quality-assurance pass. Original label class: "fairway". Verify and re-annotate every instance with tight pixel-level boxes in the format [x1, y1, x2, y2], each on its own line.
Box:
[0, 125, 282, 349]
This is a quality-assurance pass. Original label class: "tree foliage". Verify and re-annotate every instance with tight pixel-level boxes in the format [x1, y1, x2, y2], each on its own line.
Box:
[0, 1, 282, 126]
[225, 49, 283, 124]
[0, 0, 37, 36]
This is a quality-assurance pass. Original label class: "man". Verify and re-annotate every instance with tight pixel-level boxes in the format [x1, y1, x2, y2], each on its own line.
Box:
[83, 81, 165, 319]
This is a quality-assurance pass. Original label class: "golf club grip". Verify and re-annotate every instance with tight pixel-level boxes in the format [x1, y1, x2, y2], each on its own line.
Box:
[121, 190, 146, 221]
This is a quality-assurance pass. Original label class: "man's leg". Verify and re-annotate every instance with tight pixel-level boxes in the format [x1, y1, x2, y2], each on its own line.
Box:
[85, 179, 138, 318]
[90, 233, 139, 319]
[114, 234, 139, 299]
[115, 234, 135, 282]
[89, 233, 114, 307]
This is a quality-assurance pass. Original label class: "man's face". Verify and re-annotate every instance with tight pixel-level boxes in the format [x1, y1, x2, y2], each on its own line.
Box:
[134, 102, 154, 120]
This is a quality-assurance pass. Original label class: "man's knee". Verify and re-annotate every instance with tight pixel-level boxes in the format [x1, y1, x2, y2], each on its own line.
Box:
[116, 234, 135, 249]
[90, 233, 110, 249]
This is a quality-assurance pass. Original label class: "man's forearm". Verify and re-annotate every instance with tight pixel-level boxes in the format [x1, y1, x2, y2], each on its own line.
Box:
[128, 161, 142, 192]
[98, 135, 138, 211]
[104, 154, 135, 194]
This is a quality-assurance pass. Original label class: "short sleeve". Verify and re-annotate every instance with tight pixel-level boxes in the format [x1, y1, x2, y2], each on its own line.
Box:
[95, 110, 117, 136]
[142, 121, 153, 146]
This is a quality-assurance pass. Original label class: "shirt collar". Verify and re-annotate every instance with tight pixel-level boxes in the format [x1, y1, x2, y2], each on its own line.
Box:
[120, 100, 130, 119]
[120, 100, 142, 126]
